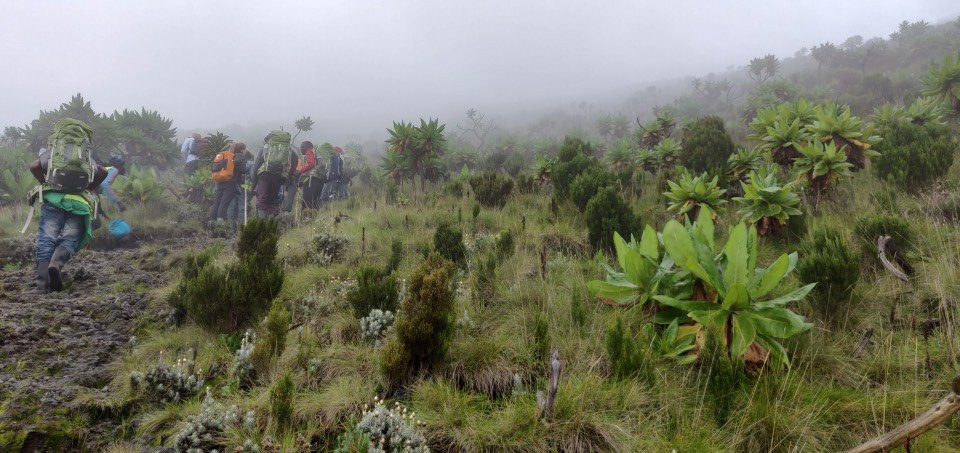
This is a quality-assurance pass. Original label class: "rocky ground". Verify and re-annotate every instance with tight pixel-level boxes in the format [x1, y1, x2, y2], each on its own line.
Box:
[0, 236, 192, 452]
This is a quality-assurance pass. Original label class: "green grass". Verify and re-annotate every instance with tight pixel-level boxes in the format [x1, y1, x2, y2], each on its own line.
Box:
[94, 168, 960, 451]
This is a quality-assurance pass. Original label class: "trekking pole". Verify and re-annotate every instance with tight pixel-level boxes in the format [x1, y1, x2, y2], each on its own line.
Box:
[243, 187, 248, 226]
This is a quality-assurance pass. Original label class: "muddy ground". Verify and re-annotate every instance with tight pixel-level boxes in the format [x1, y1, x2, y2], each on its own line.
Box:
[0, 235, 201, 452]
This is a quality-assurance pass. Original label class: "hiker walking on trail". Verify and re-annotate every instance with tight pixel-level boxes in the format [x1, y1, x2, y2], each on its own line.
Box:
[181, 133, 202, 175]
[251, 131, 298, 218]
[26, 118, 109, 294]
[301, 142, 331, 209]
[209, 142, 247, 225]
[319, 145, 344, 203]
[100, 156, 127, 214]
[281, 141, 317, 213]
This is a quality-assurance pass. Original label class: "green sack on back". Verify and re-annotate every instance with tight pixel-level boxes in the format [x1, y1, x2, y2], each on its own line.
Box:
[261, 130, 292, 177]
[45, 118, 95, 194]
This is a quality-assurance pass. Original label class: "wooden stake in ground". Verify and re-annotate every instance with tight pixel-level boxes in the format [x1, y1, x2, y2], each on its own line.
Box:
[847, 376, 960, 453]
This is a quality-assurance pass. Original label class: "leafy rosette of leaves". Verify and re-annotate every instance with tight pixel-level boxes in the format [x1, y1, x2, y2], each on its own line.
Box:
[587, 227, 692, 308]
[654, 211, 814, 367]
[663, 171, 726, 221]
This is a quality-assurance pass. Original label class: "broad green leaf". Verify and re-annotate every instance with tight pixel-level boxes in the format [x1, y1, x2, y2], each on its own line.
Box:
[749, 307, 811, 338]
[730, 313, 756, 359]
[752, 253, 790, 298]
[695, 206, 715, 249]
[638, 225, 659, 261]
[663, 220, 697, 268]
[663, 318, 679, 342]
[689, 307, 730, 330]
[723, 223, 749, 289]
[654, 295, 716, 313]
[723, 282, 749, 309]
[613, 232, 630, 270]
[755, 336, 790, 368]
[587, 280, 638, 305]
[753, 283, 816, 309]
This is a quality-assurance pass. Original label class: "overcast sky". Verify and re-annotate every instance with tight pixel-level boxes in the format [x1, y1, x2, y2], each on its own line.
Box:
[1, 0, 957, 141]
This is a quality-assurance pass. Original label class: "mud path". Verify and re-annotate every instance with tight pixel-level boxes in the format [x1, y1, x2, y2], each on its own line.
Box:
[0, 236, 196, 451]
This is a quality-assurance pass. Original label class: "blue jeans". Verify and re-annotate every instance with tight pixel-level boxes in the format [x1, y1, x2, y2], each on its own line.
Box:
[36, 203, 84, 263]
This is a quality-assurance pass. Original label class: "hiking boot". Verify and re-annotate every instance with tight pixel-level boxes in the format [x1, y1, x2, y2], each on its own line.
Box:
[27, 261, 50, 294]
[47, 247, 72, 292]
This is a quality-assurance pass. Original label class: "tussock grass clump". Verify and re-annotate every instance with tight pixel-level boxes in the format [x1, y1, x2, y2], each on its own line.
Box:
[381, 253, 456, 392]
[853, 212, 915, 269]
[701, 329, 746, 426]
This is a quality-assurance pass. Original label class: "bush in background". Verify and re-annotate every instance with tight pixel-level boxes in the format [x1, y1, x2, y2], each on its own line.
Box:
[795, 227, 861, 322]
[585, 186, 638, 251]
[679, 116, 736, 175]
[434, 222, 467, 266]
[872, 121, 955, 191]
[469, 172, 514, 208]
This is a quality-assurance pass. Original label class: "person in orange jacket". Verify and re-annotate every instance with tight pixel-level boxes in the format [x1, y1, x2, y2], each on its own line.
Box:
[281, 141, 316, 212]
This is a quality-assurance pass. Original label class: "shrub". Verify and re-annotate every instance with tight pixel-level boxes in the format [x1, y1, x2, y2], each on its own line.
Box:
[360, 309, 396, 344]
[170, 218, 284, 332]
[381, 253, 456, 390]
[130, 352, 203, 404]
[262, 299, 291, 358]
[585, 186, 638, 251]
[872, 121, 956, 191]
[384, 239, 404, 275]
[230, 330, 256, 388]
[347, 266, 399, 319]
[469, 172, 514, 208]
[339, 398, 428, 452]
[605, 316, 654, 385]
[854, 213, 915, 266]
[494, 229, 515, 259]
[569, 166, 618, 211]
[516, 173, 538, 194]
[172, 389, 256, 453]
[551, 137, 597, 198]
[795, 227, 861, 322]
[311, 231, 349, 265]
[434, 222, 467, 266]
[679, 116, 736, 175]
[269, 373, 294, 434]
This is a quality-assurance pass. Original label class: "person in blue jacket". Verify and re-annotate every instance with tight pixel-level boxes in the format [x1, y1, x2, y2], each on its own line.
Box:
[100, 156, 127, 214]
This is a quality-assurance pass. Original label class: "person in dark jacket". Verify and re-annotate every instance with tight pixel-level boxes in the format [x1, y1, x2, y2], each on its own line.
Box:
[251, 133, 298, 218]
[301, 142, 331, 209]
[318, 145, 344, 203]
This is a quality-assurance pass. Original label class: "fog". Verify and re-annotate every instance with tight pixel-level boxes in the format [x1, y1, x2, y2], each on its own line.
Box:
[1, 0, 957, 143]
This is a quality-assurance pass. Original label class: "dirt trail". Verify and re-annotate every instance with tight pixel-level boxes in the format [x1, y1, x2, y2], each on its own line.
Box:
[0, 236, 189, 451]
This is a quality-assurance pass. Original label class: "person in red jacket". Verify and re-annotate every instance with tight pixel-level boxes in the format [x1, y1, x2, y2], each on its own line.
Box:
[281, 141, 316, 213]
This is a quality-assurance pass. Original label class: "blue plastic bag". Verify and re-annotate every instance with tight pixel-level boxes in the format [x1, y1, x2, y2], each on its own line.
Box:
[109, 219, 132, 238]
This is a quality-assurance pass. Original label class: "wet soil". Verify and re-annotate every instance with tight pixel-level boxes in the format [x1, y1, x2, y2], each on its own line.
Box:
[0, 235, 203, 452]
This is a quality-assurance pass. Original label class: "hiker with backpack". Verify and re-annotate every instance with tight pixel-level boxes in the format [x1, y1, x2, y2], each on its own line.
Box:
[26, 118, 109, 294]
[251, 131, 298, 218]
[209, 142, 247, 224]
[301, 142, 331, 209]
[281, 141, 317, 213]
[319, 145, 345, 203]
[181, 133, 202, 175]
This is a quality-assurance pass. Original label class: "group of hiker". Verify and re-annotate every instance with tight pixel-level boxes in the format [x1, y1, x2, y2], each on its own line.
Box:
[189, 130, 350, 227]
[24, 118, 351, 294]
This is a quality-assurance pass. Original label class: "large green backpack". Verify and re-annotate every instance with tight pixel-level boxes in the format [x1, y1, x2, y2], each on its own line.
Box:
[261, 130, 292, 176]
[45, 118, 95, 194]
